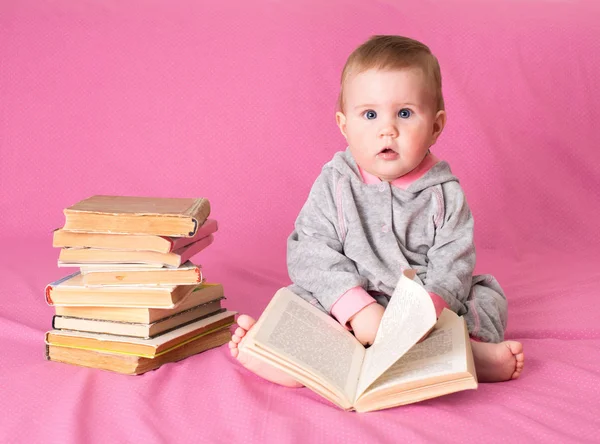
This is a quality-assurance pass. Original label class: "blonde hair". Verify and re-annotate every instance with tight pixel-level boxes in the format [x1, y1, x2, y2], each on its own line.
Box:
[337, 35, 444, 112]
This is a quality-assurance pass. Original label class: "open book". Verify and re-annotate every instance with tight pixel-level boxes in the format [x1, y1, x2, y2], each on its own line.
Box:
[239, 271, 477, 412]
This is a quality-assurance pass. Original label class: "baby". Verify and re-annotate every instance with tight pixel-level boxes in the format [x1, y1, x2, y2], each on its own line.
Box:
[230, 35, 524, 386]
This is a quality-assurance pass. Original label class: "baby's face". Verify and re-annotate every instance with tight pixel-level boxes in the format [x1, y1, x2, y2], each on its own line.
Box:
[336, 68, 445, 182]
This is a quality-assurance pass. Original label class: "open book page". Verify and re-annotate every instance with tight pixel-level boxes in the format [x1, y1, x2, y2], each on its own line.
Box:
[360, 309, 471, 397]
[354, 272, 437, 399]
[249, 288, 365, 403]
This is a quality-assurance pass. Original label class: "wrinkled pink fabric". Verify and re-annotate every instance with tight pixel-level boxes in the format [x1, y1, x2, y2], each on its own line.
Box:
[1, 1, 600, 442]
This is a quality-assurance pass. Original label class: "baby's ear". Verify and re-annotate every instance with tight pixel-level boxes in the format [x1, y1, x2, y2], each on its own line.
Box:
[431, 110, 447, 144]
[336, 112, 348, 138]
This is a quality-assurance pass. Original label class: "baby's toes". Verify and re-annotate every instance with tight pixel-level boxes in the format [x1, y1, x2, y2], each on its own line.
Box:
[234, 327, 247, 339]
[229, 341, 239, 358]
[231, 334, 242, 344]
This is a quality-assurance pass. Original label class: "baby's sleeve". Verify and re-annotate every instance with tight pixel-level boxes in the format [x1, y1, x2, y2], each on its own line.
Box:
[287, 169, 372, 317]
[423, 181, 476, 314]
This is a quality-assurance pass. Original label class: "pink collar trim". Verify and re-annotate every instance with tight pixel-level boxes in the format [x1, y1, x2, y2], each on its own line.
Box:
[358, 153, 440, 190]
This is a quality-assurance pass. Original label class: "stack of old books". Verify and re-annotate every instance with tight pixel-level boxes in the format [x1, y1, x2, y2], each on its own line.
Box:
[45, 195, 235, 375]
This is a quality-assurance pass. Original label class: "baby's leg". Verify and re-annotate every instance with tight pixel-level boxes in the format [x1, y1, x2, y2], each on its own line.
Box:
[465, 275, 524, 382]
[229, 314, 304, 388]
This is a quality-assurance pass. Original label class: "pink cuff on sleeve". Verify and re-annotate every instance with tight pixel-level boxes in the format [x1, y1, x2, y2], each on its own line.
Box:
[330, 286, 376, 329]
[429, 292, 450, 318]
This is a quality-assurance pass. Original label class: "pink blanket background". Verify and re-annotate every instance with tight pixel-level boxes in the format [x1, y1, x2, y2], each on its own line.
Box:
[1, 1, 599, 442]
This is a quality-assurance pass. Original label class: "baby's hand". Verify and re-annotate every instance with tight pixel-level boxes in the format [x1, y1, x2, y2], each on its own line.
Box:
[348, 303, 385, 346]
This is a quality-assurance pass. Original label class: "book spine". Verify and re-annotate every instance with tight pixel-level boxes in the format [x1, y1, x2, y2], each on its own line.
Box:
[46, 318, 234, 359]
[170, 219, 218, 251]
[45, 271, 81, 306]
[49, 271, 81, 287]
[189, 218, 198, 237]
[184, 198, 211, 236]
[177, 234, 214, 264]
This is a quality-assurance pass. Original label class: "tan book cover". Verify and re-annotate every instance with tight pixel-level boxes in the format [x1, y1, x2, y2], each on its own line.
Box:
[45, 272, 202, 308]
[80, 261, 202, 286]
[53, 299, 224, 338]
[46, 328, 232, 375]
[46, 310, 236, 358]
[54, 283, 224, 323]
[63, 195, 210, 237]
[57, 234, 214, 268]
[239, 272, 477, 412]
[53, 219, 218, 253]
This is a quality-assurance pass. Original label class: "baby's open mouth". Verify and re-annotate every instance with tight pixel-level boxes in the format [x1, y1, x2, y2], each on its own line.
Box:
[377, 147, 399, 160]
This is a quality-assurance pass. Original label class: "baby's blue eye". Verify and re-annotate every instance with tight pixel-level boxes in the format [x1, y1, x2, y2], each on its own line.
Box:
[398, 109, 412, 119]
[364, 110, 377, 120]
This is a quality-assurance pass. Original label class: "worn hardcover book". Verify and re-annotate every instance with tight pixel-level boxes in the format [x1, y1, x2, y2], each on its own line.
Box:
[46, 327, 232, 375]
[52, 299, 224, 338]
[58, 234, 214, 268]
[45, 272, 204, 308]
[53, 283, 225, 323]
[239, 271, 477, 412]
[79, 261, 202, 286]
[53, 219, 218, 253]
[62, 195, 210, 237]
[45, 310, 236, 358]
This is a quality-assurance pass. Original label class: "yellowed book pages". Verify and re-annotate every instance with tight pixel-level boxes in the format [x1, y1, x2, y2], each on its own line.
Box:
[240, 272, 477, 412]
[46, 328, 232, 375]
[45, 272, 199, 308]
[353, 310, 476, 412]
[80, 261, 202, 286]
[243, 288, 363, 410]
[63, 262, 164, 269]
[59, 248, 183, 268]
[53, 229, 174, 252]
[57, 234, 213, 269]
[63, 195, 210, 237]
[53, 299, 224, 338]
[45, 311, 236, 358]
[53, 219, 218, 253]
[54, 283, 224, 323]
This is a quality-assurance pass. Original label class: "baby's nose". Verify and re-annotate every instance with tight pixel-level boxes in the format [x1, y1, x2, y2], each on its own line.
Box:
[379, 125, 398, 138]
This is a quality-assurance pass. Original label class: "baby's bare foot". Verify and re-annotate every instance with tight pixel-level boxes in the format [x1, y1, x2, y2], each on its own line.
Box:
[229, 314, 303, 388]
[471, 340, 524, 382]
